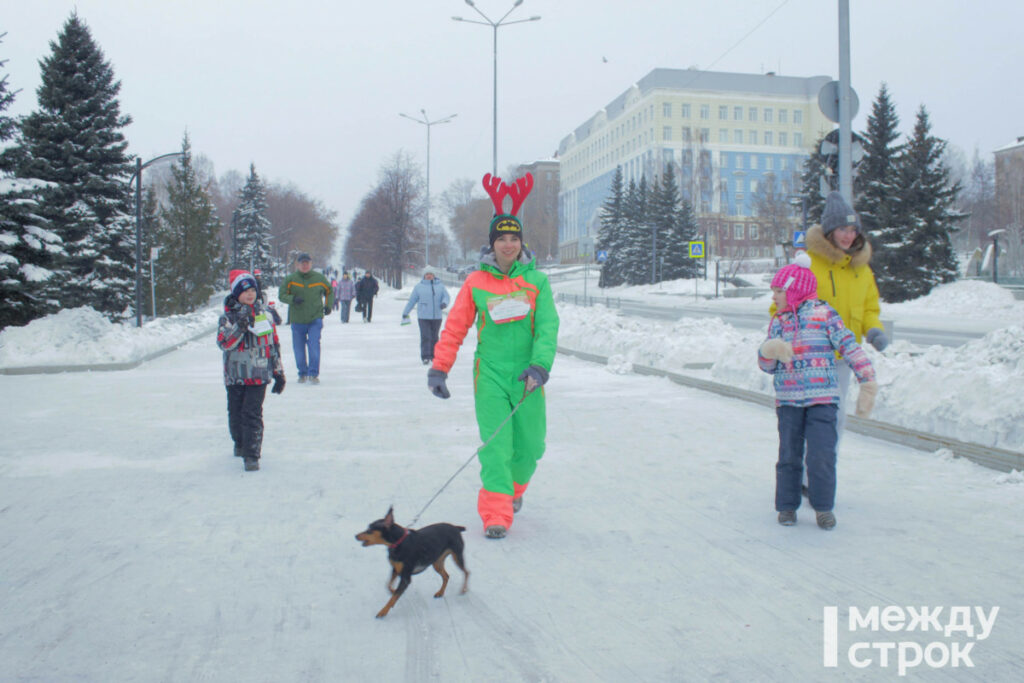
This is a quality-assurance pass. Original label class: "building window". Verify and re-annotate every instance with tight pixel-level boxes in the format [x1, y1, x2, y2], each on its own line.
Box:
[700, 104, 710, 120]
[682, 126, 692, 142]
[734, 106, 743, 121]
[768, 155, 775, 170]
[734, 223, 745, 239]
[750, 224, 759, 240]
[751, 179, 759, 193]
[682, 103, 691, 118]
[749, 130, 758, 145]
[721, 152, 729, 167]
[793, 109, 803, 124]
[763, 108, 773, 123]
[719, 129, 729, 143]
[699, 128, 710, 142]
[664, 149, 674, 163]
[663, 126, 672, 140]
[779, 132, 788, 147]
[779, 109, 788, 124]
[734, 129, 743, 144]
[793, 132, 803, 147]
[663, 103, 672, 117]
[749, 107, 758, 122]
[719, 105, 728, 120]
[764, 130, 773, 146]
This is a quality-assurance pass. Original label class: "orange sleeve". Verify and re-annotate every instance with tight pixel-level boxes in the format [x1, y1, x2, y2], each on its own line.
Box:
[431, 280, 478, 373]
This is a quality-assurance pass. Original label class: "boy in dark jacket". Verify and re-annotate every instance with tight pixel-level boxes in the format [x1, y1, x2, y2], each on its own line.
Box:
[218, 270, 286, 471]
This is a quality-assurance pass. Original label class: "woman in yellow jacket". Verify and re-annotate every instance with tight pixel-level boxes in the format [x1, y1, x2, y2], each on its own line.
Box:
[801, 191, 888, 437]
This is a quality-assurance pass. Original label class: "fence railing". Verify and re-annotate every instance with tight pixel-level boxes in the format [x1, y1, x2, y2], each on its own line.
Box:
[554, 292, 622, 309]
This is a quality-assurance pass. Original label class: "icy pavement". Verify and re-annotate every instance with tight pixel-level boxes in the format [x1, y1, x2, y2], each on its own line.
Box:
[1, 293, 1023, 681]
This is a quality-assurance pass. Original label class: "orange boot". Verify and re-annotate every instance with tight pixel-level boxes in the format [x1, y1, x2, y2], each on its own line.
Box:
[478, 489, 514, 538]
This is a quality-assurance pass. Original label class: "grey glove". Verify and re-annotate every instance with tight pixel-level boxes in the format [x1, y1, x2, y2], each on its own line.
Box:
[427, 368, 450, 399]
[866, 327, 889, 352]
[518, 365, 549, 393]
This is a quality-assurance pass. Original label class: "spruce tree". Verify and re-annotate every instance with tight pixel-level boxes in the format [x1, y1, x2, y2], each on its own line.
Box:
[0, 41, 63, 328]
[876, 106, 962, 301]
[230, 163, 273, 273]
[621, 177, 651, 286]
[650, 165, 698, 281]
[597, 166, 626, 287]
[17, 13, 136, 319]
[858, 83, 903, 239]
[154, 134, 223, 314]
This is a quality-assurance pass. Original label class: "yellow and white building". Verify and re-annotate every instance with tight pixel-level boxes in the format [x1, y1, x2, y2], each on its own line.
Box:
[558, 68, 834, 261]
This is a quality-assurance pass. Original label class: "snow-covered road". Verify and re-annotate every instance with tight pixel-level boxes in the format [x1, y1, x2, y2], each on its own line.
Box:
[2, 292, 1023, 681]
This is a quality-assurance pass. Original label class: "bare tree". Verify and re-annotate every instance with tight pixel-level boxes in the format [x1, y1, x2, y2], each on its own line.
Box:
[344, 152, 423, 287]
[752, 171, 799, 261]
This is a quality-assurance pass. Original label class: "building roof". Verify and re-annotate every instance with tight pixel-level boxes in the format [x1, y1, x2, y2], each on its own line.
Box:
[994, 137, 1024, 154]
[562, 67, 832, 150]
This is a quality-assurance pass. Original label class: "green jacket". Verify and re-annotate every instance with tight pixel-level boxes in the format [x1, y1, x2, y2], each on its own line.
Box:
[278, 270, 334, 324]
[433, 250, 559, 375]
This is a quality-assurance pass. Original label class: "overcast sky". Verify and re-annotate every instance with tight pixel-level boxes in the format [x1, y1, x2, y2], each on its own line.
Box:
[3, 0, 1023, 246]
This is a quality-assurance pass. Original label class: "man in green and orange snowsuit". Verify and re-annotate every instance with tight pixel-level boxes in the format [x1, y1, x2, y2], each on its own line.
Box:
[427, 173, 559, 539]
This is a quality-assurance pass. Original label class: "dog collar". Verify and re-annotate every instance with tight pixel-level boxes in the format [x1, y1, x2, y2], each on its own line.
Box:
[389, 529, 409, 549]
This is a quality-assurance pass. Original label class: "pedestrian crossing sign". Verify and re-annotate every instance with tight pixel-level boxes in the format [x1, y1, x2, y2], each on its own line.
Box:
[688, 241, 705, 258]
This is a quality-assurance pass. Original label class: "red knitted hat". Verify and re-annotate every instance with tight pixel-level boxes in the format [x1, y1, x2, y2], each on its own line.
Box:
[229, 269, 258, 299]
[770, 252, 817, 312]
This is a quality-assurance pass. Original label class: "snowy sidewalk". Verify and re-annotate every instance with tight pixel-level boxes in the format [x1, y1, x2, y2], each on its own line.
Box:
[1, 292, 1022, 681]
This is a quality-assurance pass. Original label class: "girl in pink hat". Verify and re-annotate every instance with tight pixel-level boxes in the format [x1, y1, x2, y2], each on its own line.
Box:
[758, 253, 877, 530]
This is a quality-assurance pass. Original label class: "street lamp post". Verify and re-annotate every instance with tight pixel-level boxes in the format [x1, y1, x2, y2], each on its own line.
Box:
[400, 110, 457, 269]
[452, 0, 540, 176]
[128, 151, 185, 328]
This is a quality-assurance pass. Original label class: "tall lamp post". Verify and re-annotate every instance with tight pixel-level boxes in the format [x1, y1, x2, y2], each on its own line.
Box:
[453, 0, 540, 176]
[400, 110, 457, 268]
[128, 151, 185, 328]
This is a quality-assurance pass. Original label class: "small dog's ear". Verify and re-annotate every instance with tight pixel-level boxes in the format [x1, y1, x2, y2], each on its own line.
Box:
[384, 506, 394, 527]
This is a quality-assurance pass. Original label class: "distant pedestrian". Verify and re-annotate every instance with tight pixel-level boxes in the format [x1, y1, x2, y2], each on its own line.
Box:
[330, 277, 340, 311]
[278, 253, 333, 384]
[355, 271, 379, 322]
[758, 253, 877, 529]
[402, 267, 451, 364]
[217, 270, 286, 472]
[336, 271, 357, 323]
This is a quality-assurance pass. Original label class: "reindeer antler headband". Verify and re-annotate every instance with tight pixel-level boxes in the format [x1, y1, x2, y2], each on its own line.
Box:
[483, 172, 534, 247]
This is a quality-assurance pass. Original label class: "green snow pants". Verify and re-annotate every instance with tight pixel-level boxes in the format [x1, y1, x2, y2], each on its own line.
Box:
[474, 358, 546, 527]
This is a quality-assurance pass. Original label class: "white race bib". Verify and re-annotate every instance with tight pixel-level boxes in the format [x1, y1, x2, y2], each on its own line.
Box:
[252, 313, 273, 337]
[487, 292, 532, 324]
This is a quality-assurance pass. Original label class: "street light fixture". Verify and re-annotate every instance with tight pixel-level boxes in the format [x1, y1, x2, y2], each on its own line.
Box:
[127, 151, 185, 328]
[399, 110, 457, 269]
[452, 0, 540, 176]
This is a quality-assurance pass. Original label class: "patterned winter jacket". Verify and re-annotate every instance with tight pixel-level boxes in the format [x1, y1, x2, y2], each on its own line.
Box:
[432, 249, 558, 377]
[758, 299, 875, 407]
[217, 296, 284, 386]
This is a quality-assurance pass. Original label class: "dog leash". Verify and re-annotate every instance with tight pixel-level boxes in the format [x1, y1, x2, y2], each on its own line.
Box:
[407, 388, 529, 527]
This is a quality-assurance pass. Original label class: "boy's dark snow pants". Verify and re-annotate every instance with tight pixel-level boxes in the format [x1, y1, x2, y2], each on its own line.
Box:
[226, 384, 268, 460]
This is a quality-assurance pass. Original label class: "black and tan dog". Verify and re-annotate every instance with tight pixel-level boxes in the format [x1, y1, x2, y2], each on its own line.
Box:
[355, 507, 469, 618]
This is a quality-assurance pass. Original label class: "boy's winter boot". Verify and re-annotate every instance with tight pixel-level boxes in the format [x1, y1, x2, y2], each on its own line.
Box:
[816, 510, 836, 530]
[244, 457, 259, 472]
[485, 525, 507, 539]
[778, 510, 797, 526]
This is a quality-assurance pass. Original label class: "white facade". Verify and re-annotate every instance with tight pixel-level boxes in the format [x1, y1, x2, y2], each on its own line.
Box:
[558, 68, 834, 261]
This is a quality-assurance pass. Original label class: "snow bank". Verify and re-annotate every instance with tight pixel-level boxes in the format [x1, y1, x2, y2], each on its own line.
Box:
[559, 304, 1024, 451]
[0, 306, 219, 367]
[883, 279, 1023, 320]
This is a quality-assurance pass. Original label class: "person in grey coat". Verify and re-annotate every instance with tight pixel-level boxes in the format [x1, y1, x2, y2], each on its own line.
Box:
[402, 267, 451, 364]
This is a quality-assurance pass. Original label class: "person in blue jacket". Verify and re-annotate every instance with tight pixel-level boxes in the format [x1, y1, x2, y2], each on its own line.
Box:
[402, 267, 451, 364]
